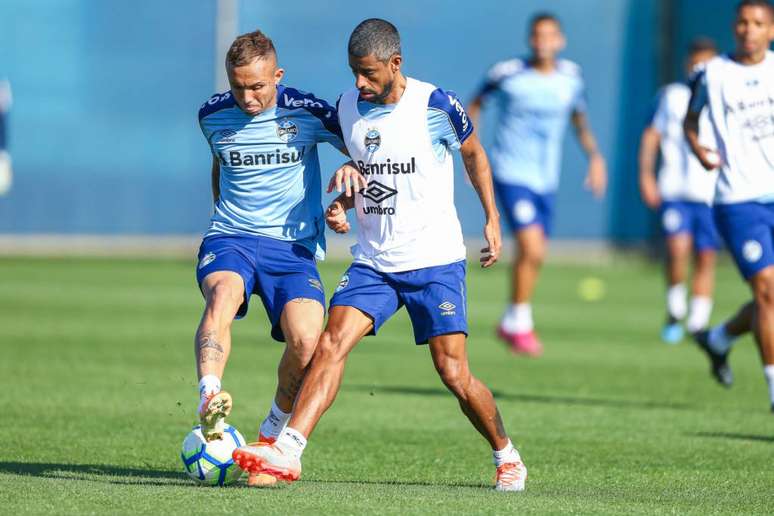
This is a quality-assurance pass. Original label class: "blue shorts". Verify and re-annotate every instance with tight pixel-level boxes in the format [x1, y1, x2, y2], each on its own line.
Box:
[660, 201, 721, 252]
[196, 234, 325, 342]
[494, 182, 555, 235]
[329, 261, 468, 345]
[714, 201, 774, 281]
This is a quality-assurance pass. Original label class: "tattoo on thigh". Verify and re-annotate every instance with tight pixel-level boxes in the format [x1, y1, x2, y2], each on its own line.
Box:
[493, 409, 507, 439]
[198, 330, 224, 364]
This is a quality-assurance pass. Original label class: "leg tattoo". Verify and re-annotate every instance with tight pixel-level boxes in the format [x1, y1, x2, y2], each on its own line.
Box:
[198, 330, 224, 364]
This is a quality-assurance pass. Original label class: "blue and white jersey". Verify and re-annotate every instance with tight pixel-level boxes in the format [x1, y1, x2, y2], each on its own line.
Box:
[477, 58, 586, 193]
[688, 51, 774, 204]
[198, 85, 344, 258]
[338, 79, 472, 272]
[354, 87, 473, 157]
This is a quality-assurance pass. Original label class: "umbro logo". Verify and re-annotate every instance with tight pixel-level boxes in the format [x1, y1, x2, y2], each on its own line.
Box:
[439, 301, 456, 316]
[360, 181, 397, 204]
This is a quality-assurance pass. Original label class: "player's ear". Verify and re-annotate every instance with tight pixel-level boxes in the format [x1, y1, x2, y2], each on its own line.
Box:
[557, 33, 567, 52]
[274, 68, 285, 85]
[389, 54, 402, 73]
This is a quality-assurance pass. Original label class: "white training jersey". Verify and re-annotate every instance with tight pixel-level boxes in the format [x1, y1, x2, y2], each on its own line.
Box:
[690, 51, 774, 204]
[650, 82, 717, 204]
[338, 77, 467, 272]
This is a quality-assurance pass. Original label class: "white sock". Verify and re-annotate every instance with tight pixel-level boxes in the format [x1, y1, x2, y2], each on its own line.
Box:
[197, 374, 221, 413]
[276, 427, 307, 459]
[686, 296, 713, 333]
[764, 365, 774, 406]
[666, 284, 687, 321]
[258, 400, 292, 440]
[501, 303, 533, 333]
[707, 324, 736, 354]
[492, 439, 521, 467]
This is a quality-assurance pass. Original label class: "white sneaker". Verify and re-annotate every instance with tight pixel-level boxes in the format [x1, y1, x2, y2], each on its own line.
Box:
[495, 460, 527, 492]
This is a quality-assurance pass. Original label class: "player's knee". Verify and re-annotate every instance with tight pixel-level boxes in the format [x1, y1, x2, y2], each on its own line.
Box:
[286, 333, 319, 367]
[518, 246, 545, 267]
[205, 282, 241, 314]
[435, 357, 470, 397]
[314, 329, 347, 364]
[753, 270, 774, 308]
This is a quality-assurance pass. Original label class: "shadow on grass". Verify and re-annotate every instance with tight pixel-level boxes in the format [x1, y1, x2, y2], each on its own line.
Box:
[691, 432, 774, 443]
[345, 384, 693, 411]
[304, 478, 489, 489]
[0, 461, 189, 487]
[0, 461, 492, 490]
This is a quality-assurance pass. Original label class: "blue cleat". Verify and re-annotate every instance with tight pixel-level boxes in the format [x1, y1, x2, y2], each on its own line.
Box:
[661, 323, 684, 344]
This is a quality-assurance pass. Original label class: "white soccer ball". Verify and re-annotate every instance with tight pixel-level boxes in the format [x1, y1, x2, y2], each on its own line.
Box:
[181, 424, 245, 486]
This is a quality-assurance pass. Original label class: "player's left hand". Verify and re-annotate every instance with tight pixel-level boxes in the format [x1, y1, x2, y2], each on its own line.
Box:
[585, 154, 607, 198]
[327, 161, 368, 197]
[481, 217, 502, 268]
[325, 200, 350, 234]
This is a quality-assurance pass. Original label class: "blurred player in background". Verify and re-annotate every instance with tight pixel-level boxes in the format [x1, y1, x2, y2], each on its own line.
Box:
[0, 78, 11, 195]
[685, 0, 774, 409]
[194, 29, 346, 485]
[234, 18, 528, 492]
[468, 12, 607, 357]
[638, 39, 719, 344]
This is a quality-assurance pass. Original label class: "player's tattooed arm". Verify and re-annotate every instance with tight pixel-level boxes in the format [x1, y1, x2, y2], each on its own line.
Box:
[571, 111, 607, 198]
[460, 132, 501, 268]
[197, 329, 225, 364]
[210, 155, 220, 205]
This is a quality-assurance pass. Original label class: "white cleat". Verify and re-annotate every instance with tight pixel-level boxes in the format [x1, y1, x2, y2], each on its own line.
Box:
[495, 461, 527, 492]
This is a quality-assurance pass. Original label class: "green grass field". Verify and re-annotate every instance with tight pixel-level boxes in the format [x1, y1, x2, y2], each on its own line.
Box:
[1, 255, 772, 514]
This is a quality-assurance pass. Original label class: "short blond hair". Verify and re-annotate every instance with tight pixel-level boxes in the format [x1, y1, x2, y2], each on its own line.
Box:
[226, 30, 276, 68]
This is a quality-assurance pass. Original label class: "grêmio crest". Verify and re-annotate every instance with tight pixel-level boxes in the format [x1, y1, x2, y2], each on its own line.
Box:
[364, 128, 381, 153]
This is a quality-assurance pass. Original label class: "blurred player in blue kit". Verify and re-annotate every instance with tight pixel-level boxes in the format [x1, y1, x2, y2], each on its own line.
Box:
[638, 39, 719, 344]
[684, 0, 774, 410]
[193, 30, 347, 486]
[468, 13, 607, 357]
[234, 18, 528, 492]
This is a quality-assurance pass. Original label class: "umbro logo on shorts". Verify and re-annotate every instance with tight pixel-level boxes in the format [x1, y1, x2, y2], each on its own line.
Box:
[439, 301, 456, 316]
[307, 278, 323, 293]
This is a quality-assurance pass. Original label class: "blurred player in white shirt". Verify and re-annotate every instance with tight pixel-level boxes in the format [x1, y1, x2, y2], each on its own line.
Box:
[638, 39, 719, 344]
[685, 0, 774, 409]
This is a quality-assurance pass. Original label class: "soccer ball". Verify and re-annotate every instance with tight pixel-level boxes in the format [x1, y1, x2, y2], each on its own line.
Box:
[181, 424, 245, 486]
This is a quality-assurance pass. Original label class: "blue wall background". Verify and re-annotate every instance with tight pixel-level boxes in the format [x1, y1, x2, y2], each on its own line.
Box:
[0, 0, 749, 241]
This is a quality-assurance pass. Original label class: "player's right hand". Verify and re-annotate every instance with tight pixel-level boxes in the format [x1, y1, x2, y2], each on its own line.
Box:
[640, 182, 661, 210]
[696, 147, 721, 171]
[327, 161, 368, 197]
[326, 200, 350, 234]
